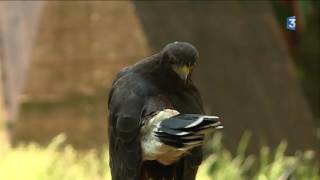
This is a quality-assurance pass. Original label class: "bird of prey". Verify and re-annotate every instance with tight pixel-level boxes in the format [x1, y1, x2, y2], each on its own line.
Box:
[108, 42, 222, 180]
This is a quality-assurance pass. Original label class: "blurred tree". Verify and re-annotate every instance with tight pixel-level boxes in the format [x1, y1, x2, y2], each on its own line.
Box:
[296, 0, 320, 146]
[272, 0, 320, 149]
[134, 1, 318, 154]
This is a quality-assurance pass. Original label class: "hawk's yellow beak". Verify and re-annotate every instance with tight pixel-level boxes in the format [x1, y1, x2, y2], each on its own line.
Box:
[172, 65, 192, 83]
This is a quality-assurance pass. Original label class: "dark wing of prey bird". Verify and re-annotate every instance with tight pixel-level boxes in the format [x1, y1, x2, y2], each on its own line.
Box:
[108, 42, 223, 180]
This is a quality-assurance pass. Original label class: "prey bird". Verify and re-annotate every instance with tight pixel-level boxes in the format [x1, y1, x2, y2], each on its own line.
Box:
[108, 42, 222, 180]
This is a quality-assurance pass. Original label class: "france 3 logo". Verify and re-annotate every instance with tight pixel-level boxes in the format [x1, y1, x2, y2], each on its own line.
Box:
[286, 16, 296, 31]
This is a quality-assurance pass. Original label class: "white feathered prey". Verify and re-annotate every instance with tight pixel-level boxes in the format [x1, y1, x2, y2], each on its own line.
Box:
[141, 109, 222, 165]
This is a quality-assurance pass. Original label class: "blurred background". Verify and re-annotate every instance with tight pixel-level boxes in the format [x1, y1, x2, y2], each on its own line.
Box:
[0, 1, 319, 179]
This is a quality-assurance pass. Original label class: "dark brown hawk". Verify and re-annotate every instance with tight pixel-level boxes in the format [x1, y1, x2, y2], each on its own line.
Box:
[108, 42, 222, 180]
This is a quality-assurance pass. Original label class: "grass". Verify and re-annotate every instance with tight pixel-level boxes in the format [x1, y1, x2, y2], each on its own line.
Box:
[0, 135, 109, 180]
[0, 133, 318, 180]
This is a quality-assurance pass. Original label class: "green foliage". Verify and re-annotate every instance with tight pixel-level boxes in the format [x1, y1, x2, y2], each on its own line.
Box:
[0, 134, 110, 180]
[204, 132, 320, 180]
[0, 134, 318, 180]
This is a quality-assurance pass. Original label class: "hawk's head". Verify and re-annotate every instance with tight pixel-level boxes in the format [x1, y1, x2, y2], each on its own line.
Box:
[161, 42, 199, 83]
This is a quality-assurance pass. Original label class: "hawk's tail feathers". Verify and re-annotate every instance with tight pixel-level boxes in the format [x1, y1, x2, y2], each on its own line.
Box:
[154, 114, 223, 149]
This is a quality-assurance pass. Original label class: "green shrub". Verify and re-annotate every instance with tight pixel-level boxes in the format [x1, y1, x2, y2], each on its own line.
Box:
[0, 134, 110, 180]
[204, 132, 319, 180]
[0, 133, 318, 180]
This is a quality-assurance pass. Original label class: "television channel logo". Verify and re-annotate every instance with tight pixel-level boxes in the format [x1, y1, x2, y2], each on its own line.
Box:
[286, 16, 296, 31]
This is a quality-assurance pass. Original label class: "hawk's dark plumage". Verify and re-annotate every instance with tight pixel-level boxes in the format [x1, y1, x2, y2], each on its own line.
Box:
[108, 42, 221, 180]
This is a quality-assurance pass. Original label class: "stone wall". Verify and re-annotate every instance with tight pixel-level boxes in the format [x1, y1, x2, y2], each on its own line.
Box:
[13, 1, 149, 148]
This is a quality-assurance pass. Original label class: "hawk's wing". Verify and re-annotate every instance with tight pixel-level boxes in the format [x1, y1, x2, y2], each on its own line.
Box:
[108, 72, 152, 180]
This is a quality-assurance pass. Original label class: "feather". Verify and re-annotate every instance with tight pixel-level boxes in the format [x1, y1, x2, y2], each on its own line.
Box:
[159, 114, 220, 130]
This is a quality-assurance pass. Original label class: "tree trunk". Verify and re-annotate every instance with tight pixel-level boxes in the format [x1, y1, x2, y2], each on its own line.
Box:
[133, 1, 318, 154]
